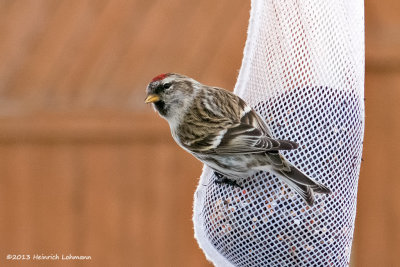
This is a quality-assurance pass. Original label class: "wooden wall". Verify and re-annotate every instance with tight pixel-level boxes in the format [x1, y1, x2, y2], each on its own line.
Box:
[353, 0, 400, 265]
[0, 1, 398, 266]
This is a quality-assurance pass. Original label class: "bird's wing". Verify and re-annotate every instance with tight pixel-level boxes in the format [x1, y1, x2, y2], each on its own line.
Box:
[207, 100, 298, 154]
[182, 117, 297, 154]
[180, 88, 297, 154]
[209, 123, 298, 154]
[240, 106, 275, 138]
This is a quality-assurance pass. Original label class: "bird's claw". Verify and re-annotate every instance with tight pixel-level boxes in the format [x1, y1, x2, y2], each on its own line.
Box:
[214, 172, 243, 189]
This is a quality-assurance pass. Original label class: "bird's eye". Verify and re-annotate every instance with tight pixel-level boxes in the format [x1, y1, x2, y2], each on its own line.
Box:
[163, 83, 172, 89]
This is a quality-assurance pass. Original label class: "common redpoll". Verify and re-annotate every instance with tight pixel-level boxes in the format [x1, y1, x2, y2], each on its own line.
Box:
[145, 73, 331, 206]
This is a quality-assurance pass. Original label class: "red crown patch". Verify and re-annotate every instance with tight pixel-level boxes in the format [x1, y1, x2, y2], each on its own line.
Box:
[151, 73, 168, 82]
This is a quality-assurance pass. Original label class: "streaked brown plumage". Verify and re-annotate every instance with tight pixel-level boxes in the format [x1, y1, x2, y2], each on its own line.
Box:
[145, 73, 331, 206]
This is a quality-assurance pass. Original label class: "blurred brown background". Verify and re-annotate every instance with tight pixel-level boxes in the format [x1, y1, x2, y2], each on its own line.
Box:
[0, 1, 398, 266]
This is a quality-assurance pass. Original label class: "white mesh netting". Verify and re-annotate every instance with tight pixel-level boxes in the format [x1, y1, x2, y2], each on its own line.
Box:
[193, 0, 365, 266]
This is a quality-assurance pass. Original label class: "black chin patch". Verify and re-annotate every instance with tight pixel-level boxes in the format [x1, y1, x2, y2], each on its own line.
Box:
[154, 101, 169, 116]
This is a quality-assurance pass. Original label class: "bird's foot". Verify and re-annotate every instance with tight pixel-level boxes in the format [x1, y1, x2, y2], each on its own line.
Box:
[214, 172, 243, 189]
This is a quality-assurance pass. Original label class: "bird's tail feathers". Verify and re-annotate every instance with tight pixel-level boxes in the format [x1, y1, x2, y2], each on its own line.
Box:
[310, 182, 331, 194]
[275, 164, 331, 206]
[277, 174, 315, 206]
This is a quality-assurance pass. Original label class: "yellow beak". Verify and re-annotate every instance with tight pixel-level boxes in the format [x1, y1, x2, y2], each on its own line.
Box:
[145, 94, 160, 103]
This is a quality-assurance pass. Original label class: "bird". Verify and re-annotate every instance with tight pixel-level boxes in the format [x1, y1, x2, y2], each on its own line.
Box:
[144, 73, 331, 206]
